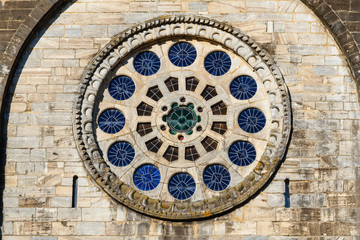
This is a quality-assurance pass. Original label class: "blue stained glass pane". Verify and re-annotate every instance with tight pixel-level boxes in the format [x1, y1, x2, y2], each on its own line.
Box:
[168, 173, 196, 200]
[133, 164, 161, 191]
[238, 108, 266, 133]
[108, 75, 135, 100]
[228, 141, 256, 166]
[168, 42, 197, 67]
[107, 142, 135, 167]
[204, 51, 231, 76]
[133, 51, 161, 76]
[98, 109, 125, 134]
[230, 75, 257, 100]
[203, 165, 231, 191]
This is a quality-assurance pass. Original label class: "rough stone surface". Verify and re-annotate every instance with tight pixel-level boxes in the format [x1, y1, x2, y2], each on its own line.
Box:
[0, 0, 359, 239]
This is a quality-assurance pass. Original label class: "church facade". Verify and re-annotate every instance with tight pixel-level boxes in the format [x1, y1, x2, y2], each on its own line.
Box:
[0, 0, 359, 238]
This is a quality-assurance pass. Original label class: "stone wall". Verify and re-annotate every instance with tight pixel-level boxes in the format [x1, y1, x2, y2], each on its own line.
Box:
[1, 0, 360, 239]
[1, 0, 360, 114]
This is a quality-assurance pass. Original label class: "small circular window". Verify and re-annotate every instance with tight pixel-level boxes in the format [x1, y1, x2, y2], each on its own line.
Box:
[75, 16, 291, 220]
[169, 42, 197, 67]
[108, 76, 135, 101]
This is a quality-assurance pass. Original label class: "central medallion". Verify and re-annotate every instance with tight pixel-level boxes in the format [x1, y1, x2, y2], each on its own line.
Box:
[163, 103, 200, 135]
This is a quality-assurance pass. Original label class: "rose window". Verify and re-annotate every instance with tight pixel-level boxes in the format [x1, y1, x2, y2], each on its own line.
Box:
[75, 16, 291, 220]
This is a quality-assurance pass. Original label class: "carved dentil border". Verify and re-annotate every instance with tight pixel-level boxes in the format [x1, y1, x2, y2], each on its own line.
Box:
[73, 15, 292, 220]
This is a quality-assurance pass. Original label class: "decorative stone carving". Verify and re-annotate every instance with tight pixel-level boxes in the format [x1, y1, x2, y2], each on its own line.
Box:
[74, 15, 292, 220]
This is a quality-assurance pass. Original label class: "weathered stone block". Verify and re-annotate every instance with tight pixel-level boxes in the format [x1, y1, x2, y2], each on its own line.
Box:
[188, 2, 208, 11]
[77, 222, 105, 235]
[43, 25, 64, 37]
[290, 194, 314, 207]
[246, 1, 277, 12]
[82, 208, 113, 221]
[105, 222, 135, 236]
[23, 222, 52, 235]
[275, 208, 299, 221]
[299, 208, 321, 221]
[226, 222, 257, 235]
[214, 222, 225, 235]
[208, 1, 245, 13]
[8, 136, 40, 148]
[35, 208, 57, 221]
[136, 222, 151, 235]
[87, 2, 129, 12]
[244, 207, 275, 221]
[83, 25, 108, 38]
[52, 222, 76, 235]
[19, 197, 47, 208]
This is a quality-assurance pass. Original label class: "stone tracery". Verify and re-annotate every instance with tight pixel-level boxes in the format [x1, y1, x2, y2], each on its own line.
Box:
[74, 15, 291, 220]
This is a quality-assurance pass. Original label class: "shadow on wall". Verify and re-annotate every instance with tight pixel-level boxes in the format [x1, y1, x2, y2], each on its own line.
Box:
[0, 1, 76, 236]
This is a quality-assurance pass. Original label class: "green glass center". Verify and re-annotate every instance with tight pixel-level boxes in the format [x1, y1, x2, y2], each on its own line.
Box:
[163, 103, 200, 135]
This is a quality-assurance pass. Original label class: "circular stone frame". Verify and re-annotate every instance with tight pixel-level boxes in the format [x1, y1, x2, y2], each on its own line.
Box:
[74, 15, 292, 220]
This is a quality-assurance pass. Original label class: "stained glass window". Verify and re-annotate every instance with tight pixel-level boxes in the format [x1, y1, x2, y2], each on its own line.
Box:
[165, 77, 179, 92]
[98, 109, 125, 134]
[185, 146, 200, 161]
[133, 164, 161, 191]
[211, 101, 227, 115]
[204, 51, 231, 76]
[136, 122, 153, 136]
[145, 137, 163, 153]
[211, 122, 227, 135]
[133, 51, 161, 76]
[186, 77, 199, 91]
[107, 142, 135, 167]
[201, 136, 218, 152]
[163, 146, 179, 162]
[168, 173, 196, 200]
[137, 102, 153, 116]
[201, 85, 217, 100]
[146, 86, 163, 101]
[238, 108, 266, 133]
[230, 75, 257, 100]
[168, 42, 197, 67]
[203, 165, 231, 191]
[108, 75, 135, 100]
[228, 141, 256, 166]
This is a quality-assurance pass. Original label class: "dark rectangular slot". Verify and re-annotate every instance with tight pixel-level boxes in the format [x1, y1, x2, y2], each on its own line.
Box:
[285, 178, 290, 208]
[72, 175, 78, 208]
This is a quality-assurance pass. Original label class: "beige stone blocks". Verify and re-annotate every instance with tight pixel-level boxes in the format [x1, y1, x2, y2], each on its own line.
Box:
[43, 50, 75, 59]
[244, 207, 275, 221]
[208, 1, 245, 13]
[299, 33, 327, 45]
[57, 208, 81, 221]
[82, 208, 114, 221]
[59, 38, 93, 49]
[35, 38, 60, 49]
[87, 2, 129, 13]
[157, 2, 182, 12]
[226, 222, 257, 235]
[52, 222, 77, 235]
[247, 1, 277, 13]
[77, 222, 105, 235]
[2, 0, 360, 238]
